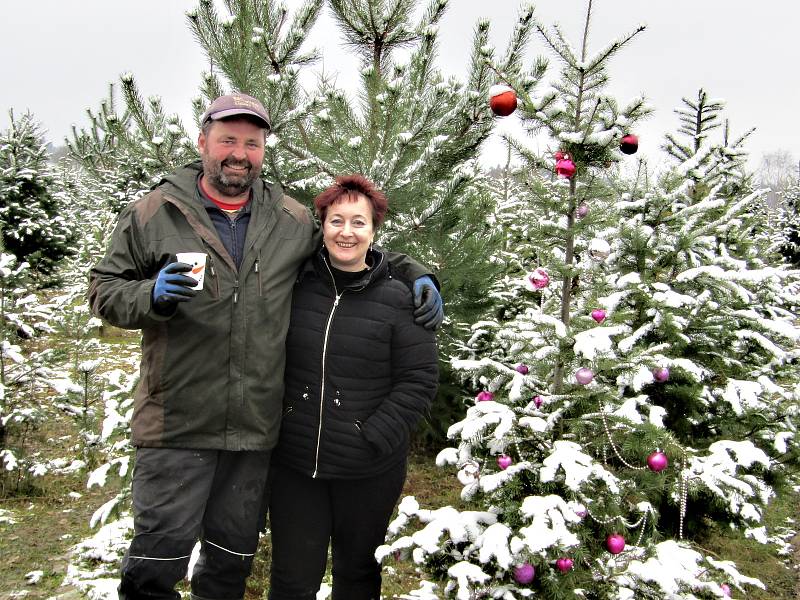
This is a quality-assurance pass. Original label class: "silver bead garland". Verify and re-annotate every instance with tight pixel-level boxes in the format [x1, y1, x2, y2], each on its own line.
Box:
[600, 408, 648, 471]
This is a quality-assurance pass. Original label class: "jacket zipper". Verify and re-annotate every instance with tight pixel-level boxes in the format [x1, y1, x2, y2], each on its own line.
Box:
[312, 258, 343, 478]
[255, 255, 263, 296]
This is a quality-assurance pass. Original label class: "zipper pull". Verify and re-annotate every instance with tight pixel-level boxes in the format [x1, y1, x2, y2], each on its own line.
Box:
[254, 259, 259, 273]
[233, 283, 239, 303]
[333, 294, 341, 307]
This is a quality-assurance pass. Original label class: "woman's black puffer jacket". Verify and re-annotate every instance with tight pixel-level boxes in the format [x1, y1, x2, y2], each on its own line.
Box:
[272, 247, 438, 479]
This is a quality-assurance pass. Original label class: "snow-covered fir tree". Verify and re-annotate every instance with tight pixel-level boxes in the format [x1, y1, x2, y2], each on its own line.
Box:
[380, 4, 800, 599]
[0, 111, 75, 283]
[776, 182, 800, 266]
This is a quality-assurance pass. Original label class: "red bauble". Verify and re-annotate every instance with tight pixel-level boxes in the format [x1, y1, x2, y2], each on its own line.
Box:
[620, 134, 639, 155]
[555, 557, 574, 573]
[555, 158, 577, 178]
[647, 451, 669, 472]
[606, 533, 626, 555]
[591, 309, 607, 323]
[524, 268, 550, 291]
[515, 363, 529, 375]
[489, 85, 518, 117]
[476, 390, 494, 402]
[497, 454, 513, 470]
[512, 563, 535, 584]
[575, 367, 594, 385]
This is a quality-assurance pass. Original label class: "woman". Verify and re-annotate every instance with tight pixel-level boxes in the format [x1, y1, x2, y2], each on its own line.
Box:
[268, 175, 439, 600]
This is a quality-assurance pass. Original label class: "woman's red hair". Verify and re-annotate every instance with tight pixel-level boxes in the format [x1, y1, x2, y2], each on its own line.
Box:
[313, 174, 388, 227]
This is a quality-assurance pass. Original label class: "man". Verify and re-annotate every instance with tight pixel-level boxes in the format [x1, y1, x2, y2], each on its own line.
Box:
[88, 93, 442, 600]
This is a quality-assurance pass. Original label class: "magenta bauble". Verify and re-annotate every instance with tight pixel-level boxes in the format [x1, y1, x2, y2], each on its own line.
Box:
[515, 363, 529, 375]
[476, 390, 494, 402]
[489, 85, 518, 117]
[555, 158, 577, 178]
[576, 203, 589, 218]
[620, 133, 639, 155]
[652, 367, 670, 382]
[591, 309, 607, 323]
[606, 533, 625, 555]
[555, 557, 574, 573]
[524, 267, 550, 291]
[497, 454, 513, 470]
[720, 583, 731, 597]
[575, 367, 594, 385]
[533, 395, 544, 408]
[647, 450, 669, 472]
[512, 563, 535, 584]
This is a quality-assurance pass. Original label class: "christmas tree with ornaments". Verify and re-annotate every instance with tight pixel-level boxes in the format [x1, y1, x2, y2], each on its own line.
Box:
[379, 2, 800, 599]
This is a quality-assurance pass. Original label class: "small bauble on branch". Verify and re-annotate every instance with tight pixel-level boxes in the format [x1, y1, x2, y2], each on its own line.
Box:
[524, 267, 550, 291]
[515, 363, 529, 375]
[720, 583, 732, 597]
[497, 454, 513, 470]
[647, 450, 669, 472]
[489, 84, 518, 117]
[575, 367, 594, 385]
[588, 238, 611, 262]
[576, 202, 589, 218]
[620, 133, 639, 155]
[555, 158, 577, 178]
[512, 563, 535, 584]
[533, 394, 544, 408]
[555, 557, 574, 573]
[652, 367, 670, 382]
[605, 533, 626, 555]
[574, 505, 588, 519]
[591, 309, 607, 323]
[476, 390, 494, 402]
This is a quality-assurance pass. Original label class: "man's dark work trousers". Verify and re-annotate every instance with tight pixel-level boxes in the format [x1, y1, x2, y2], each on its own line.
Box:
[268, 460, 407, 600]
[118, 448, 270, 600]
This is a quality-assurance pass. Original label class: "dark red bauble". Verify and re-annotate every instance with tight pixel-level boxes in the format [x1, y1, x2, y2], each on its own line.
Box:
[620, 134, 639, 155]
[489, 85, 518, 117]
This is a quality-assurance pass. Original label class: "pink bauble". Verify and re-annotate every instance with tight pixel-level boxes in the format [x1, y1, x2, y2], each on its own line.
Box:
[516, 363, 529, 375]
[652, 367, 670, 382]
[591, 309, 607, 323]
[497, 454, 513, 470]
[575, 506, 587, 519]
[620, 133, 639, 155]
[489, 85, 518, 117]
[606, 534, 625, 555]
[575, 367, 594, 385]
[576, 203, 589, 218]
[720, 583, 731, 597]
[647, 450, 669, 472]
[512, 563, 535, 584]
[555, 158, 577, 178]
[476, 390, 494, 402]
[555, 557, 574, 573]
[524, 267, 550, 291]
[533, 395, 544, 408]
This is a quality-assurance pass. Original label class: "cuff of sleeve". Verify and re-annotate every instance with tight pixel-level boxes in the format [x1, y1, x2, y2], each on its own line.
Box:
[144, 282, 175, 321]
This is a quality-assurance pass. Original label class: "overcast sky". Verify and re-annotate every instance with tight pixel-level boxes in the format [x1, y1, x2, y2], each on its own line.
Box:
[2, 0, 798, 173]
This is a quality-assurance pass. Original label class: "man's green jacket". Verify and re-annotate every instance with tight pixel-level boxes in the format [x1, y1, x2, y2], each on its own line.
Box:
[89, 162, 429, 451]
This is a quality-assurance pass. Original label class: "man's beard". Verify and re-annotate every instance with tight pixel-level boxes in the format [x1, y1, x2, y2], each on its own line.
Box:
[202, 155, 262, 197]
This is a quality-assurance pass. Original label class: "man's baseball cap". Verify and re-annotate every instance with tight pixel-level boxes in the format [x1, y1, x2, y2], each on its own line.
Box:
[201, 93, 271, 130]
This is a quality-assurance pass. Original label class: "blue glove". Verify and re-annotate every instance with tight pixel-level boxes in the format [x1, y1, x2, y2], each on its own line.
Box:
[413, 275, 443, 330]
[152, 262, 198, 314]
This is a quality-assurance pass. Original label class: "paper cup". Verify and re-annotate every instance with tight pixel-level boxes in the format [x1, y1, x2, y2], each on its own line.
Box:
[176, 252, 207, 290]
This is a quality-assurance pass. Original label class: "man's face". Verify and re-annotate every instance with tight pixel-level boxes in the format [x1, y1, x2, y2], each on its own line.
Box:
[198, 118, 266, 198]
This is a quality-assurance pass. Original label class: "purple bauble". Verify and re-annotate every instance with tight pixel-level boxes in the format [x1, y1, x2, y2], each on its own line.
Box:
[512, 563, 535, 584]
[574, 505, 587, 519]
[476, 390, 494, 402]
[720, 583, 731, 597]
[606, 534, 625, 555]
[647, 450, 669, 472]
[577, 203, 589, 218]
[533, 395, 544, 408]
[575, 367, 594, 385]
[652, 367, 670, 382]
[497, 454, 513, 470]
[591, 309, 607, 323]
[555, 557, 574, 573]
[515, 363, 529, 375]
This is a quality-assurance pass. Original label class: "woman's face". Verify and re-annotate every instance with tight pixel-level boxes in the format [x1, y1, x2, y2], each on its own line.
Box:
[322, 194, 375, 272]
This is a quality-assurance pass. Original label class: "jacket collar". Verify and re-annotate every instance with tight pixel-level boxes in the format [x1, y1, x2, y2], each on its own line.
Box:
[301, 246, 387, 291]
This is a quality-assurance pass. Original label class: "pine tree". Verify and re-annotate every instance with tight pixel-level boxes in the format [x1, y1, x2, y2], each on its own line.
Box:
[379, 4, 800, 598]
[777, 182, 800, 265]
[0, 111, 75, 283]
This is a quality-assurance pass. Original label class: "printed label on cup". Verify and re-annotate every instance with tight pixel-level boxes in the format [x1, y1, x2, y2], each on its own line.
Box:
[176, 252, 207, 290]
